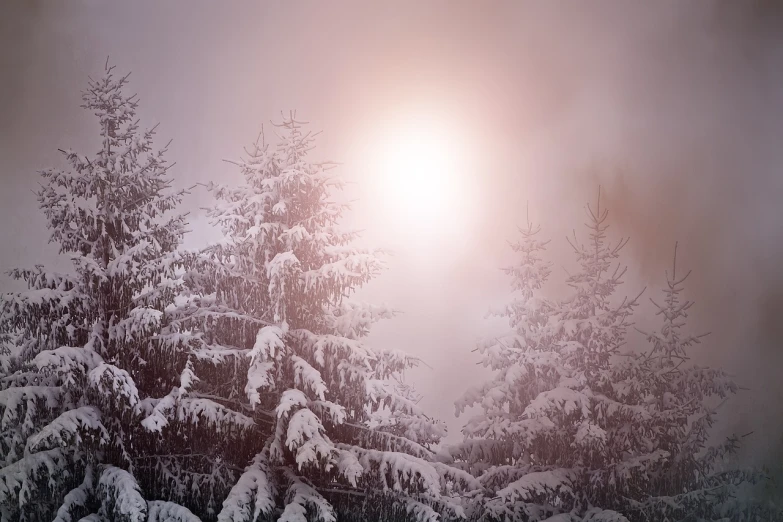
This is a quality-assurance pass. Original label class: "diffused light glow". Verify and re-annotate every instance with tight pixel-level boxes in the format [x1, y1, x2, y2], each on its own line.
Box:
[372, 119, 468, 236]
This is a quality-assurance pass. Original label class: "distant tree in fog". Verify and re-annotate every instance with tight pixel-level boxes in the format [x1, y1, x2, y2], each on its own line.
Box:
[624, 243, 780, 521]
[442, 193, 783, 521]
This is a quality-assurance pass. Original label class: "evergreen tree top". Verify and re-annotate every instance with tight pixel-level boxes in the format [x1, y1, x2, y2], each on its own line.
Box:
[0, 63, 196, 522]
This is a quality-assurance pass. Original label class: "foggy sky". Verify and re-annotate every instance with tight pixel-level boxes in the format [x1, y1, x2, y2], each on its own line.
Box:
[1, 1, 782, 467]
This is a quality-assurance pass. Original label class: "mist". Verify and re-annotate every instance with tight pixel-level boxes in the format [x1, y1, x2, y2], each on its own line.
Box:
[2, 0, 782, 479]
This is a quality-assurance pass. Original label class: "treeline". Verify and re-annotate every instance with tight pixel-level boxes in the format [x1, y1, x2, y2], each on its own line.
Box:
[0, 65, 779, 522]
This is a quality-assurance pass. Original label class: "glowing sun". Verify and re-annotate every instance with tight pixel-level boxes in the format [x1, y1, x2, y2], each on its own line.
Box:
[373, 119, 467, 235]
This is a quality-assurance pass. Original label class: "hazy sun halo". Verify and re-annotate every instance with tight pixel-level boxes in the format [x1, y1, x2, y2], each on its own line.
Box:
[374, 120, 466, 235]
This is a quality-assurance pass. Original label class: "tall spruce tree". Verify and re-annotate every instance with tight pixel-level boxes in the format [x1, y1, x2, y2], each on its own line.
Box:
[0, 64, 198, 521]
[159, 114, 479, 522]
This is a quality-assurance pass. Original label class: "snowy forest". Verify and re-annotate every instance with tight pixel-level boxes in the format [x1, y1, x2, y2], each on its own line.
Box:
[0, 61, 780, 522]
[3, 3, 783, 522]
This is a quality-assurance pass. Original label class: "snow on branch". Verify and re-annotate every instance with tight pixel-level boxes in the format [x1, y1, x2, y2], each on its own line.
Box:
[523, 387, 591, 420]
[177, 398, 255, 433]
[431, 461, 483, 493]
[146, 500, 199, 522]
[399, 497, 439, 522]
[581, 509, 631, 522]
[291, 330, 374, 370]
[291, 355, 327, 400]
[218, 451, 276, 522]
[0, 448, 69, 511]
[97, 466, 147, 522]
[0, 386, 62, 430]
[285, 408, 337, 470]
[342, 445, 441, 497]
[246, 325, 287, 408]
[88, 363, 139, 410]
[497, 468, 578, 504]
[349, 423, 433, 459]
[26, 406, 109, 453]
[279, 469, 336, 522]
[326, 302, 395, 340]
[52, 466, 94, 522]
[141, 390, 254, 435]
[33, 346, 104, 385]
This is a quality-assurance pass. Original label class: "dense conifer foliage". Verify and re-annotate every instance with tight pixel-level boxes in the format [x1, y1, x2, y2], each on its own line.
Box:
[169, 114, 477, 521]
[444, 197, 782, 521]
[0, 68, 470, 522]
[0, 64, 194, 521]
[2, 60, 780, 522]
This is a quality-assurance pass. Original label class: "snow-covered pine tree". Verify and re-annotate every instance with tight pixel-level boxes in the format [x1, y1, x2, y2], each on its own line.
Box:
[444, 194, 645, 522]
[0, 63, 201, 521]
[160, 113, 480, 522]
[445, 194, 782, 522]
[615, 243, 783, 521]
[0, 333, 16, 376]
